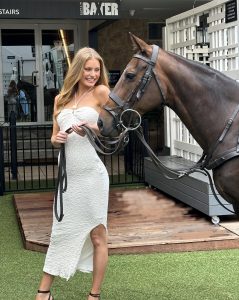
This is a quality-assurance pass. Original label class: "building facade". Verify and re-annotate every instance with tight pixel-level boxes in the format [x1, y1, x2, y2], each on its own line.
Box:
[0, 0, 211, 125]
[0, 1, 121, 124]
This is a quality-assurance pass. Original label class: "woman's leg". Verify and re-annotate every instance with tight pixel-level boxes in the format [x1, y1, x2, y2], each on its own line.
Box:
[36, 272, 55, 300]
[88, 225, 108, 299]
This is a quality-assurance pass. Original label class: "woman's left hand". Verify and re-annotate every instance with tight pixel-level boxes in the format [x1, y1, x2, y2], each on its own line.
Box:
[72, 121, 88, 136]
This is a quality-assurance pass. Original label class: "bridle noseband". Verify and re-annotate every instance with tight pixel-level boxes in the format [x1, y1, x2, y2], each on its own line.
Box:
[104, 45, 165, 131]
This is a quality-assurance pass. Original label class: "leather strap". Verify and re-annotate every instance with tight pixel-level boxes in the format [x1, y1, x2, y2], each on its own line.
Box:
[202, 103, 239, 168]
[207, 147, 239, 169]
[89, 292, 100, 298]
[37, 290, 52, 300]
[135, 126, 235, 214]
[54, 144, 67, 222]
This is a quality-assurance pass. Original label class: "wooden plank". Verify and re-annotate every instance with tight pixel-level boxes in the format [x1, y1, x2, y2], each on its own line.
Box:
[13, 188, 239, 254]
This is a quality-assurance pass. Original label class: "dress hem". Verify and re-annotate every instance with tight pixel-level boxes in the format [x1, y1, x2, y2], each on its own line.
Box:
[43, 221, 107, 281]
[43, 266, 93, 281]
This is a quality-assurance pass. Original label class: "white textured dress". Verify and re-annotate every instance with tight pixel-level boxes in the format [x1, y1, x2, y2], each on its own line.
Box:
[43, 106, 109, 280]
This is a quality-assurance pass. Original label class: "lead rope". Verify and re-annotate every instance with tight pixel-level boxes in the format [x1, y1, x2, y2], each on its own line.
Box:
[54, 144, 67, 222]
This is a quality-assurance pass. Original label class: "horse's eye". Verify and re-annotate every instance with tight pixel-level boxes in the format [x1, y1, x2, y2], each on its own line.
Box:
[126, 72, 136, 80]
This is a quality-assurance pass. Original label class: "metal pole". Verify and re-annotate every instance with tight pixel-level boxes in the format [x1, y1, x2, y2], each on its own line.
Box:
[9, 111, 18, 180]
[142, 118, 149, 157]
[0, 126, 5, 195]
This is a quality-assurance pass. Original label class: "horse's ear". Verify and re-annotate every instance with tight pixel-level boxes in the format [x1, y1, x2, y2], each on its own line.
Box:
[129, 32, 149, 52]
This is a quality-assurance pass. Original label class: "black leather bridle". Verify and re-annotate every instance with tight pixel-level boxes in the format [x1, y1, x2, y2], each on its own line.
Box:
[104, 45, 166, 131]
[104, 44, 239, 173]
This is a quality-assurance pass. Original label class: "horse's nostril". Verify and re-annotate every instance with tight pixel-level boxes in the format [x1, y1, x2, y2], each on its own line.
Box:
[97, 119, 103, 129]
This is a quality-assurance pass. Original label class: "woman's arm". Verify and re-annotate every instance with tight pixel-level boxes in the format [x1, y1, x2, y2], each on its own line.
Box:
[90, 84, 110, 135]
[72, 84, 110, 136]
[96, 84, 111, 109]
[51, 96, 68, 148]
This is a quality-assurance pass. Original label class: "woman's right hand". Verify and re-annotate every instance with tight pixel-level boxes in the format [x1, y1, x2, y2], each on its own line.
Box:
[56, 131, 68, 143]
[52, 131, 68, 146]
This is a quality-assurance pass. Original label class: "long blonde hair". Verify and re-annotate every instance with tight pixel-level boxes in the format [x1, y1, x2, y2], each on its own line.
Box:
[55, 47, 109, 117]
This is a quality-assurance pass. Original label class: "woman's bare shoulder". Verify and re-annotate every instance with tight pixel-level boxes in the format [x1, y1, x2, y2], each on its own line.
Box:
[94, 85, 110, 106]
[95, 84, 110, 94]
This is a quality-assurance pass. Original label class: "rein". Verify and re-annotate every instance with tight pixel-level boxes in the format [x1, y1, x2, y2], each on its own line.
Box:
[135, 127, 236, 214]
[55, 111, 238, 222]
[54, 125, 131, 222]
[54, 144, 67, 222]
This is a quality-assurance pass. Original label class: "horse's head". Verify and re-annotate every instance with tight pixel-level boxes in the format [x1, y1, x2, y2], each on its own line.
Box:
[98, 33, 165, 137]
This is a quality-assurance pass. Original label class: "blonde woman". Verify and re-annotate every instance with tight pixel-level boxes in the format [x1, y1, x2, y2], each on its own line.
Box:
[36, 48, 110, 300]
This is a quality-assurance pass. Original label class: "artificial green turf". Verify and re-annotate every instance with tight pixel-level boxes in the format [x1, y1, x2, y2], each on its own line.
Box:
[1, 194, 239, 300]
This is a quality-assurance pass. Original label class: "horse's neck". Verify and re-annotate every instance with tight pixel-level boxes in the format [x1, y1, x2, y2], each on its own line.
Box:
[161, 51, 238, 152]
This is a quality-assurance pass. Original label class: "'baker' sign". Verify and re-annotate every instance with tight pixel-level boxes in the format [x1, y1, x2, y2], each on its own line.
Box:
[80, 1, 119, 17]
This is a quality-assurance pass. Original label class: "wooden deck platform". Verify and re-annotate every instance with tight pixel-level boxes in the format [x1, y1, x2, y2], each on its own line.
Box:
[13, 187, 239, 254]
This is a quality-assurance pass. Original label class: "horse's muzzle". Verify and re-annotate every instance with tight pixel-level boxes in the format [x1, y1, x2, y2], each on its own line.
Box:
[97, 118, 103, 131]
[97, 116, 112, 136]
[97, 116, 121, 137]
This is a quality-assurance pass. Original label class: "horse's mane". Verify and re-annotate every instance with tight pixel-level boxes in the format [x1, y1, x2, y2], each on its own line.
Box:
[166, 49, 237, 84]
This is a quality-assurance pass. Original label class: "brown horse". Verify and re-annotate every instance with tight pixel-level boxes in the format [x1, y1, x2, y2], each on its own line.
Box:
[98, 33, 239, 214]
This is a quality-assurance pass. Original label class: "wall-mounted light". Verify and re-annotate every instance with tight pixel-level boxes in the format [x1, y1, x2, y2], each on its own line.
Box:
[196, 13, 209, 46]
[129, 9, 135, 17]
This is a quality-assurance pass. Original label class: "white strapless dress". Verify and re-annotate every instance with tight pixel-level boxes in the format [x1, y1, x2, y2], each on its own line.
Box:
[43, 106, 109, 280]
